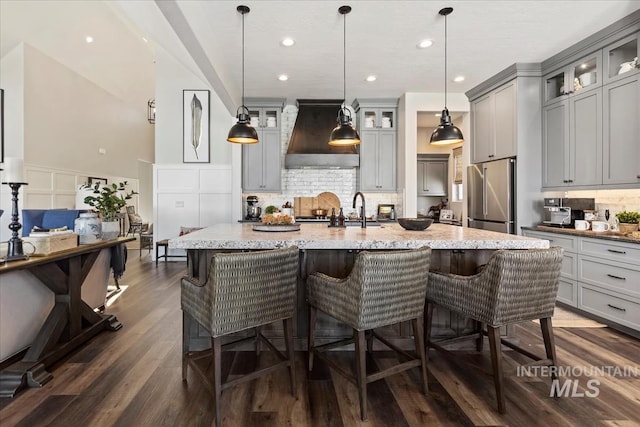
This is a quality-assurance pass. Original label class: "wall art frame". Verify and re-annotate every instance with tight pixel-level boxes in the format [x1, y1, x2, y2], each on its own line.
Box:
[183, 89, 210, 163]
[88, 177, 108, 186]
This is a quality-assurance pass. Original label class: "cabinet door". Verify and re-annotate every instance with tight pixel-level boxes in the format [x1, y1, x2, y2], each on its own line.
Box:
[359, 131, 379, 191]
[603, 74, 640, 185]
[471, 94, 493, 163]
[418, 160, 447, 196]
[542, 100, 569, 187]
[603, 32, 640, 85]
[261, 130, 281, 191]
[242, 143, 264, 191]
[377, 132, 396, 191]
[493, 81, 516, 159]
[570, 88, 602, 186]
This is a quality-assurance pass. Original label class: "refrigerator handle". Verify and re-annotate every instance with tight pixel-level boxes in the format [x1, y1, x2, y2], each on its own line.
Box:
[482, 166, 488, 216]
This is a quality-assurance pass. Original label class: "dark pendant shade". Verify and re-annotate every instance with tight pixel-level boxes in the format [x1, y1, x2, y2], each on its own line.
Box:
[430, 108, 464, 145]
[227, 110, 258, 144]
[329, 108, 360, 146]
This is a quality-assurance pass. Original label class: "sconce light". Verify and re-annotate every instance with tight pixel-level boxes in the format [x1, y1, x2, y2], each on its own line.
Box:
[147, 99, 156, 124]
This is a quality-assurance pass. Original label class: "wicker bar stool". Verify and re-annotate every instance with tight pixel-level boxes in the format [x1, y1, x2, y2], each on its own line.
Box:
[181, 247, 299, 427]
[426, 247, 564, 413]
[307, 247, 431, 421]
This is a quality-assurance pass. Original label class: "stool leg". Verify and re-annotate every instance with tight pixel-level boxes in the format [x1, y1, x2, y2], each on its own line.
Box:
[424, 302, 434, 363]
[284, 317, 297, 398]
[182, 312, 190, 381]
[155, 242, 159, 267]
[212, 336, 223, 427]
[540, 317, 558, 381]
[308, 305, 317, 371]
[476, 321, 485, 351]
[487, 325, 506, 413]
[355, 329, 367, 421]
[255, 326, 262, 356]
[413, 317, 428, 395]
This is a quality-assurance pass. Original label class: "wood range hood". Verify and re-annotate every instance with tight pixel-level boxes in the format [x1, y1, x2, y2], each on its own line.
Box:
[285, 99, 359, 169]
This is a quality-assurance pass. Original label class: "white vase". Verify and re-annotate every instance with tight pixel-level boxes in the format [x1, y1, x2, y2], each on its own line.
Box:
[101, 220, 120, 240]
[75, 213, 102, 244]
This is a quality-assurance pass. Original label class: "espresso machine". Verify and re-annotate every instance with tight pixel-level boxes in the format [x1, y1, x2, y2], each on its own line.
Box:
[245, 195, 261, 220]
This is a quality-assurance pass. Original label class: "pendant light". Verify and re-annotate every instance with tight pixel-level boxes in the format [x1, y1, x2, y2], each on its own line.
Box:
[328, 5, 360, 147]
[430, 7, 464, 146]
[227, 5, 259, 144]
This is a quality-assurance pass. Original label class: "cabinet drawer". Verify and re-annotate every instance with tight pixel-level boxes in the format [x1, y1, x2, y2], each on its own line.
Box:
[522, 230, 577, 252]
[557, 278, 577, 307]
[579, 238, 640, 264]
[579, 255, 640, 298]
[579, 285, 640, 330]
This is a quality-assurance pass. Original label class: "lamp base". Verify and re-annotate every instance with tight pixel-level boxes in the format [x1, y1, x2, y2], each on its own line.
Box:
[6, 239, 29, 262]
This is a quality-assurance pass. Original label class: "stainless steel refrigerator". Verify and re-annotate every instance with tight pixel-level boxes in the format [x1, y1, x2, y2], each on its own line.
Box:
[467, 157, 515, 234]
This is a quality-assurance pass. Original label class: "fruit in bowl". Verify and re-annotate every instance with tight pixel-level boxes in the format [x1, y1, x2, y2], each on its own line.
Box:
[262, 213, 294, 225]
[397, 217, 434, 231]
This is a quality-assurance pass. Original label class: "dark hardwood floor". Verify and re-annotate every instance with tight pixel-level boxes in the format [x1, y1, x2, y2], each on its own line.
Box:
[1, 248, 639, 426]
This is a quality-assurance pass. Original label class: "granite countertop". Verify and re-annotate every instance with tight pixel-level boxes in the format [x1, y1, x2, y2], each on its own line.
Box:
[170, 223, 549, 251]
[522, 225, 640, 245]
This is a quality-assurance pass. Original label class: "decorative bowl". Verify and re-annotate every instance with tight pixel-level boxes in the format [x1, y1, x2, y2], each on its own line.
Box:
[397, 218, 434, 231]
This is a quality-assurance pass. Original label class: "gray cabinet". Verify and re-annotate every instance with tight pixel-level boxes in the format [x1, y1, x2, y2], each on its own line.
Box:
[602, 32, 640, 85]
[242, 99, 284, 192]
[353, 99, 397, 192]
[542, 88, 602, 188]
[359, 130, 396, 191]
[543, 51, 602, 106]
[602, 73, 640, 185]
[470, 80, 516, 163]
[417, 157, 448, 196]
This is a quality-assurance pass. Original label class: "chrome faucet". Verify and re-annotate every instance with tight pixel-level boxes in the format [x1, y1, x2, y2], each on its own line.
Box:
[352, 192, 367, 228]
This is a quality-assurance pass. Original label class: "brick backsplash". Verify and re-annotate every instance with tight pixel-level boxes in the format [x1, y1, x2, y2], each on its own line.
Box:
[243, 104, 401, 217]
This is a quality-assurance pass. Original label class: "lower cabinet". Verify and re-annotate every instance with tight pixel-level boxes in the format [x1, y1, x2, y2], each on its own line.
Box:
[523, 229, 640, 334]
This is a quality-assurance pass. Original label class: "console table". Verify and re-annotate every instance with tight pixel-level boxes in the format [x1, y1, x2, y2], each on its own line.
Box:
[0, 237, 134, 397]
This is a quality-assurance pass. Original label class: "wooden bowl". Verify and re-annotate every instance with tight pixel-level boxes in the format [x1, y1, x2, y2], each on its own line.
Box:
[397, 218, 434, 231]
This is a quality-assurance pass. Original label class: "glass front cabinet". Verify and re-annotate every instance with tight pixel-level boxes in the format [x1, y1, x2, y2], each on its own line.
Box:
[543, 51, 602, 105]
[603, 32, 640, 84]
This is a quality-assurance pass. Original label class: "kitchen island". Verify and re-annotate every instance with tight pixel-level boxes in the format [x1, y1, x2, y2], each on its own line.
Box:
[171, 223, 548, 348]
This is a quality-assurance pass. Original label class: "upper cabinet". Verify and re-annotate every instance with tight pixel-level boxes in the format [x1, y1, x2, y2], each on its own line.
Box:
[242, 98, 285, 192]
[540, 11, 640, 190]
[603, 33, 640, 84]
[470, 80, 516, 163]
[417, 155, 448, 197]
[353, 99, 398, 192]
[543, 52, 602, 105]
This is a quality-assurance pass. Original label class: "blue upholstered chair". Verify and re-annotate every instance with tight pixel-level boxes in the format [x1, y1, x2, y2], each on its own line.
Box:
[21, 209, 83, 236]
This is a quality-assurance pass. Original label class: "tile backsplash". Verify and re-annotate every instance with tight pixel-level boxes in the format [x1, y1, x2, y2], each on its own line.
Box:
[546, 189, 640, 223]
[242, 104, 401, 218]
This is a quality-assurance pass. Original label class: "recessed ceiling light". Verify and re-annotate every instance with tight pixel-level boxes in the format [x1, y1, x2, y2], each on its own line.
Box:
[278, 74, 289, 81]
[142, 37, 148, 43]
[85, 36, 94, 43]
[417, 39, 433, 49]
[366, 75, 377, 82]
[453, 75, 465, 82]
[281, 38, 295, 47]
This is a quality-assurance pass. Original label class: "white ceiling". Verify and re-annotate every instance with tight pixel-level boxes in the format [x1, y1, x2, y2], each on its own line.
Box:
[2, 0, 639, 119]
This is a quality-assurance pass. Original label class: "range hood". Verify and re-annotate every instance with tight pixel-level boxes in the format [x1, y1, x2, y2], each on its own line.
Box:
[285, 99, 359, 169]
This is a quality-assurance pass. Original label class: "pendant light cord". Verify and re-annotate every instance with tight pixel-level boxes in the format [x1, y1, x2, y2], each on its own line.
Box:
[242, 10, 245, 107]
[444, 12, 447, 109]
[343, 10, 347, 109]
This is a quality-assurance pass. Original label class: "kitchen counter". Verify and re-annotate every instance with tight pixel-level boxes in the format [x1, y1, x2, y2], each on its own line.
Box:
[522, 225, 640, 245]
[171, 222, 548, 251]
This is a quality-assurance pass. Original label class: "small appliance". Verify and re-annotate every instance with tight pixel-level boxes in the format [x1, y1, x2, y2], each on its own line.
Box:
[245, 195, 261, 220]
[543, 198, 593, 227]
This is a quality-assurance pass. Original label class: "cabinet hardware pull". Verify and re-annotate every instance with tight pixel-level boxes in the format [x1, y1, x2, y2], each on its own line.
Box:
[607, 249, 626, 254]
[637, 175, 640, 179]
[606, 273, 626, 281]
[607, 304, 626, 312]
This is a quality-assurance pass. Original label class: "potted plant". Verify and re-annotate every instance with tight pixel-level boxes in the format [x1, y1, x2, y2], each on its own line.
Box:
[80, 181, 138, 240]
[615, 210, 640, 234]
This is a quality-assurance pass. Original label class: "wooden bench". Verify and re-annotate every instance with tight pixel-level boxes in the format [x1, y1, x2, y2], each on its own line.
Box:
[155, 239, 187, 266]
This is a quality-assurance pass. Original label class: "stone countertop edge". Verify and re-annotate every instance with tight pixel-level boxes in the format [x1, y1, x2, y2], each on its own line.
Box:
[522, 225, 640, 245]
[169, 223, 549, 250]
